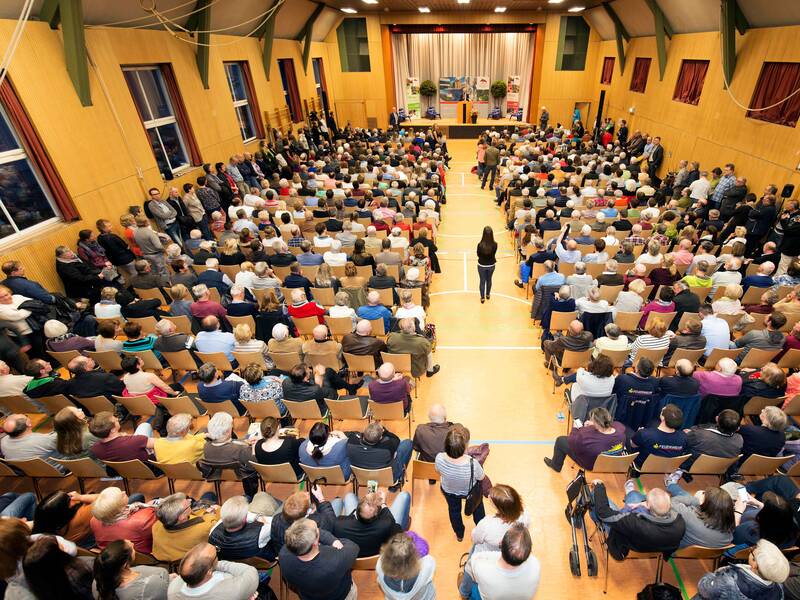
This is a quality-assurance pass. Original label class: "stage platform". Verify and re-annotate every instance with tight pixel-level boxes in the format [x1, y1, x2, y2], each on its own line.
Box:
[402, 117, 530, 139]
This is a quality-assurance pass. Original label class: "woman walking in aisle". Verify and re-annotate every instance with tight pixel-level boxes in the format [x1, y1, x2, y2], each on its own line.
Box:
[477, 226, 498, 304]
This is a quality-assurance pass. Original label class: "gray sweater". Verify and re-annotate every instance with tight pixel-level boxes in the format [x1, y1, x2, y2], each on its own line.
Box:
[670, 495, 733, 549]
[166, 560, 259, 600]
[376, 554, 437, 600]
[93, 565, 169, 600]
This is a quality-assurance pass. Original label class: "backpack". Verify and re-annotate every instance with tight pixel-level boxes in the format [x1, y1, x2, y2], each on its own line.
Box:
[637, 583, 682, 600]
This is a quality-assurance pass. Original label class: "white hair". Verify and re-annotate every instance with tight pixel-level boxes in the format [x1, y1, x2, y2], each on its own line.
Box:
[220, 495, 250, 530]
[272, 323, 289, 341]
[717, 358, 738, 375]
[166, 413, 192, 437]
[206, 413, 233, 442]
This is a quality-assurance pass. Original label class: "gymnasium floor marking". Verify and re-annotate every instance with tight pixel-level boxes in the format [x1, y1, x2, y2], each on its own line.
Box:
[437, 345, 541, 350]
[429, 290, 531, 306]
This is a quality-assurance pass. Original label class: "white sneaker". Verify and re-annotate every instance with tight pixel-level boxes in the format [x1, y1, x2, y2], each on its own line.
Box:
[624, 479, 637, 495]
[664, 470, 683, 487]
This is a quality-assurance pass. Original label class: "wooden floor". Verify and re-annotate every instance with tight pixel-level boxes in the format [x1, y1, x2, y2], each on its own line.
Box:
[10, 140, 718, 599]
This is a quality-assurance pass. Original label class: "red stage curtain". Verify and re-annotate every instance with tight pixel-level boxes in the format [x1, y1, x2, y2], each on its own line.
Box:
[673, 59, 709, 105]
[747, 62, 800, 127]
[240, 61, 265, 139]
[629, 57, 651, 93]
[600, 57, 614, 85]
[160, 64, 202, 165]
[0, 78, 79, 221]
[280, 59, 303, 123]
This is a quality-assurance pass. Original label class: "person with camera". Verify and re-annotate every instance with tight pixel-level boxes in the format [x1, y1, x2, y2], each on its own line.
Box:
[331, 488, 410, 557]
[543, 407, 626, 473]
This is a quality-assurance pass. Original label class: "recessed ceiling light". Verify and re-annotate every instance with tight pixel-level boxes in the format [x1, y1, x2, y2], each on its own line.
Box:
[362, 0, 378, 3]
[567, 6, 585, 11]
[457, 0, 470, 3]
[548, 0, 565, 4]
[494, 6, 507, 12]
[341, 7, 357, 13]
[418, 6, 430, 12]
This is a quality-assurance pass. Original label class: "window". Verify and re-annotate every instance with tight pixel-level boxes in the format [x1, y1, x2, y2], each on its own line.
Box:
[337, 18, 370, 72]
[600, 57, 615, 85]
[224, 62, 260, 142]
[629, 57, 652, 93]
[673, 59, 709, 105]
[747, 62, 800, 128]
[277, 59, 303, 123]
[123, 66, 199, 177]
[556, 16, 590, 71]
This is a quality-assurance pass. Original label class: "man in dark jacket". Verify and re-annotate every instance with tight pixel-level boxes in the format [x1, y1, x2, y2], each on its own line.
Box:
[345, 422, 412, 489]
[54, 246, 105, 302]
[341, 320, 387, 364]
[283, 264, 314, 300]
[331, 490, 407, 557]
[65, 355, 124, 400]
[719, 179, 749, 221]
[542, 320, 593, 366]
[665, 318, 706, 362]
[22, 359, 69, 399]
[669, 282, 701, 331]
[129, 259, 170, 290]
[591, 480, 685, 560]
[268, 487, 337, 556]
[1, 261, 54, 304]
[97, 219, 137, 282]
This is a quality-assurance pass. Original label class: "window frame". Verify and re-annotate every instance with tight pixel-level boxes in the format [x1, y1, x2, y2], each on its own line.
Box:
[123, 65, 192, 176]
[223, 61, 257, 143]
[0, 103, 61, 244]
[672, 59, 710, 106]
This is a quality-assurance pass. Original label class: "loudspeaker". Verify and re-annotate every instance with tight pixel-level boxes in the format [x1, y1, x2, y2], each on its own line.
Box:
[782, 183, 795, 198]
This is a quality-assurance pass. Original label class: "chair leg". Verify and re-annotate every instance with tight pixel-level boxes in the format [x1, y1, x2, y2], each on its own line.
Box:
[167, 478, 175, 495]
[604, 546, 610, 594]
[78, 477, 86, 495]
[31, 477, 42, 502]
[122, 477, 131, 496]
[655, 555, 664, 584]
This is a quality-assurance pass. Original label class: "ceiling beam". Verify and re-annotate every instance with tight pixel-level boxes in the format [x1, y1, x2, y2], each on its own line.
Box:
[733, 0, 750, 35]
[602, 2, 630, 43]
[184, 0, 204, 34]
[253, 0, 282, 39]
[260, 0, 284, 82]
[721, 0, 747, 85]
[59, 0, 92, 106]
[643, 0, 673, 38]
[644, 0, 672, 81]
[298, 3, 325, 74]
[193, 0, 212, 89]
[39, 0, 61, 29]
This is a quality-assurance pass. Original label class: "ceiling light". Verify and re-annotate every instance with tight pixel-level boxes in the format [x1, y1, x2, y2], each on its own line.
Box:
[567, 6, 585, 11]
[548, 0, 564, 3]
[457, 0, 470, 3]
[418, 6, 431, 12]
[494, 6, 507, 12]
[341, 7, 358, 13]
[362, 0, 378, 3]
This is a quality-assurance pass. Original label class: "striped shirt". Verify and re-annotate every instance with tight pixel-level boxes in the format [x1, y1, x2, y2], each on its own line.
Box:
[628, 334, 671, 363]
[435, 453, 484, 496]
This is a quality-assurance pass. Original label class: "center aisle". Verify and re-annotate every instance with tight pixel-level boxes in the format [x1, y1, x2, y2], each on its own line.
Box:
[399, 138, 702, 599]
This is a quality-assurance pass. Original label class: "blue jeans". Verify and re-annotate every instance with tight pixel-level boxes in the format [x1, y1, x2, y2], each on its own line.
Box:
[164, 222, 183, 245]
[590, 490, 644, 533]
[0, 492, 36, 520]
[666, 483, 692, 498]
[393, 440, 413, 483]
[481, 165, 497, 189]
[746, 475, 799, 501]
[477, 265, 495, 299]
[337, 491, 412, 530]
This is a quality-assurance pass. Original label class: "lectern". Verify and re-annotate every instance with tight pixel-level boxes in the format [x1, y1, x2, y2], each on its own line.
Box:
[456, 101, 473, 124]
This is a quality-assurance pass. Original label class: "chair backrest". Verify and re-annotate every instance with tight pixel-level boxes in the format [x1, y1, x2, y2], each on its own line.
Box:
[353, 555, 380, 570]
[269, 351, 302, 372]
[591, 453, 638, 473]
[777, 348, 800, 370]
[326, 397, 368, 420]
[46, 349, 81, 369]
[671, 545, 735, 560]
[104, 459, 159, 479]
[689, 454, 743, 475]
[134, 287, 166, 302]
[304, 352, 341, 371]
[741, 285, 768, 305]
[53, 457, 108, 478]
[369, 287, 394, 307]
[643, 311, 676, 331]
[380, 352, 412, 374]
[123, 350, 163, 371]
[232, 352, 269, 370]
[249, 461, 302, 484]
[0, 395, 40, 415]
[128, 316, 159, 335]
[283, 399, 328, 420]
[675, 312, 700, 332]
[113, 395, 157, 417]
[704, 348, 743, 369]
[689, 287, 710, 302]
[598, 285, 623, 304]
[300, 464, 350, 485]
[638, 453, 693, 474]
[351, 465, 396, 487]
[194, 352, 234, 372]
[5, 457, 65, 478]
[550, 311, 578, 332]
[737, 453, 793, 476]
[197, 399, 241, 418]
[35, 394, 75, 415]
[150, 461, 204, 481]
[368, 318, 386, 337]
[561, 349, 594, 369]
[325, 316, 354, 337]
[368, 399, 405, 421]
[75, 395, 117, 415]
[598, 348, 629, 368]
[742, 395, 785, 417]
[240, 400, 282, 420]
[162, 315, 193, 335]
[738, 348, 781, 370]
[312, 287, 337, 307]
[666, 348, 705, 368]
[633, 346, 668, 367]
[614, 311, 643, 332]
[86, 350, 123, 373]
[411, 459, 439, 482]
[227, 315, 257, 333]
[157, 395, 203, 418]
[343, 352, 377, 373]
[294, 316, 320, 337]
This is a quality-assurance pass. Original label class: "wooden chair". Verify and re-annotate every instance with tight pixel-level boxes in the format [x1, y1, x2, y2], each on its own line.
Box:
[283, 399, 330, 424]
[127, 316, 159, 335]
[196, 399, 241, 419]
[162, 315, 193, 335]
[46, 349, 81, 369]
[353, 554, 380, 571]
[411, 458, 439, 498]
[160, 350, 199, 381]
[104, 459, 162, 495]
[232, 351, 270, 371]
[325, 316, 355, 339]
[598, 285, 623, 304]
[368, 318, 387, 337]
[34, 394, 75, 415]
[614, 311, 643, 332]
[343, 353, 378, 376]
[113, 395, 157, 423]
[294, 316, 321, 338]
[351, 465, 400, 489]
[636, 285, 656, 302]
[312, 287, 337, 307]
[369, 287, 394, 307]
[666, 348, 705, 368]
[599, 348, 629, 369]
[742, 395, 785, 423]
[689, 286, 711, 302]
[75, 395, 116, 415]
[741, 285, 769, 305]
[227, 315, 257, 332]
[589, 453, 639, 473]
[547, 349, 594, 393]
[123, 350, 163, 372]
[299, 464, 354, 492]
[53, 457, 108, 494]
[643, 311, 676, 331]
[249, 461, 304, 488]
[670, 544, 733, 572]
[739, 348, 781, 370]
[149, 461, 205, 495]
[704, 348, 743, 369]
[240, 400, 282, 420]
[369, 399, 411, 437]
[219, 265, 241, 282]
[299, 265, 319, 280]
[134, 287, 167, 303]
[688, 454, 743, 480]
[158, 395, 204, 418]
[86, 350, 123, 373]
[270, 352, 303, 372]
[194, 351, 234, 372]
[0, 395, 42, 415]
[737, 454, 794, 478]
[675, 312, 700, 332]
[637, 454, 692, 474]
[304, 352, 341, 371]
[548, 311, 579, 336]
[633, 346, 669, 368]
[3, 458, 68, 500]
[327, 397, 369, 421]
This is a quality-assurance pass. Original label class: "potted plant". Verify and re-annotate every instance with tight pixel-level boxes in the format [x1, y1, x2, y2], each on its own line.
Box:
[490, 80, 507, 109]
[420, 79, 437, 110]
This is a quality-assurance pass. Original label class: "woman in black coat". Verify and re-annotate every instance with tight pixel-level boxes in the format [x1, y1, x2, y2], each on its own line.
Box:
[745, 195, 778, 256]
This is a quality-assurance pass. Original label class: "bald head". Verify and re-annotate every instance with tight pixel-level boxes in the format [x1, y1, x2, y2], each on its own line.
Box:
[178, 543, 217, 588]
[201, 316, 220, 332]
[2, 414, 28, 437]
[367, 290, 381, 305]
[428, 403, 446, 423]
[568, 320, 584, 336]
[312, 324, 329, 341]
[355, 320, 372, 336]
[759, 262, 776, 276]
[377, 362, 395, 381]
[675, 358, 694, 377]
[566, 239, 577, 251]
[646, 488, 672, 517]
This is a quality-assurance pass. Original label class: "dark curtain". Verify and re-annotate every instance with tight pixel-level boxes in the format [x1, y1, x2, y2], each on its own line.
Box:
[629, 57, 651, 93]
[280, 59, 303, 123]
[600, 56, 614, 85]
[316, 58, 330, 114]
[159, 64, 202, 165]
[240, 61, 265, 139]
[747, 62, 800, 127]
[673, 59, 709, 105]
[0, 78, 79, 221]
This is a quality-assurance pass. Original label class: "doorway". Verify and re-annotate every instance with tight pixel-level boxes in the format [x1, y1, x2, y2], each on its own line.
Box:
[572, 101, 591, 126]
[277, 58, 303, 123]
[312, 57, 330, 117]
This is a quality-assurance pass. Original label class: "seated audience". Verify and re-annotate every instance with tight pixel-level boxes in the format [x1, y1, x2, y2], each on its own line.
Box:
[153, 413, 206, 465]
[89, 411, 154, 463]
[196, 362, 246, 415]
[168, 542, 259, 600]
[376, 532, 437, 600]
[152, 492, 219, 563]
[544, 407, 626, 473]
[93, 539, 170, 600]
[90, 486, 156, 553]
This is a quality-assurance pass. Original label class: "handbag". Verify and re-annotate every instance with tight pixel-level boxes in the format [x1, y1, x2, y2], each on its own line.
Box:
[463, 458, 483, 516]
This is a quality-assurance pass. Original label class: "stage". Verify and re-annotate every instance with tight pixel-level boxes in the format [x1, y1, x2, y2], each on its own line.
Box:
[402, 117, 530, 139]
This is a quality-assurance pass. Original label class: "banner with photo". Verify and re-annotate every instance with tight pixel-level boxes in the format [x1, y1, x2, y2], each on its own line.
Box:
[475, 76, 490, 103]
[506, 75, 521, 113]
[405, 77, 420, 117]
[438, 76, 466, 103]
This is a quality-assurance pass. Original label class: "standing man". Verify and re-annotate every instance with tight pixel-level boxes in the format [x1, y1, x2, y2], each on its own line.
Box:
[389, 106, 400, 129]
[647, 136, 664, 188]
[481, 141, 500, 191]
[133, 214, 169, 279]
[539, 106, 549, 130]
[617, 119, 628, 147]
[95, 220, 137, 283]
[777, 200, 800, 276]
[146, 188, 181, 245]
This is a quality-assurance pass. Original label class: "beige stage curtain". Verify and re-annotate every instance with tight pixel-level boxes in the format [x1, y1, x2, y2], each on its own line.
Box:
[391, 32, 535, 119]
